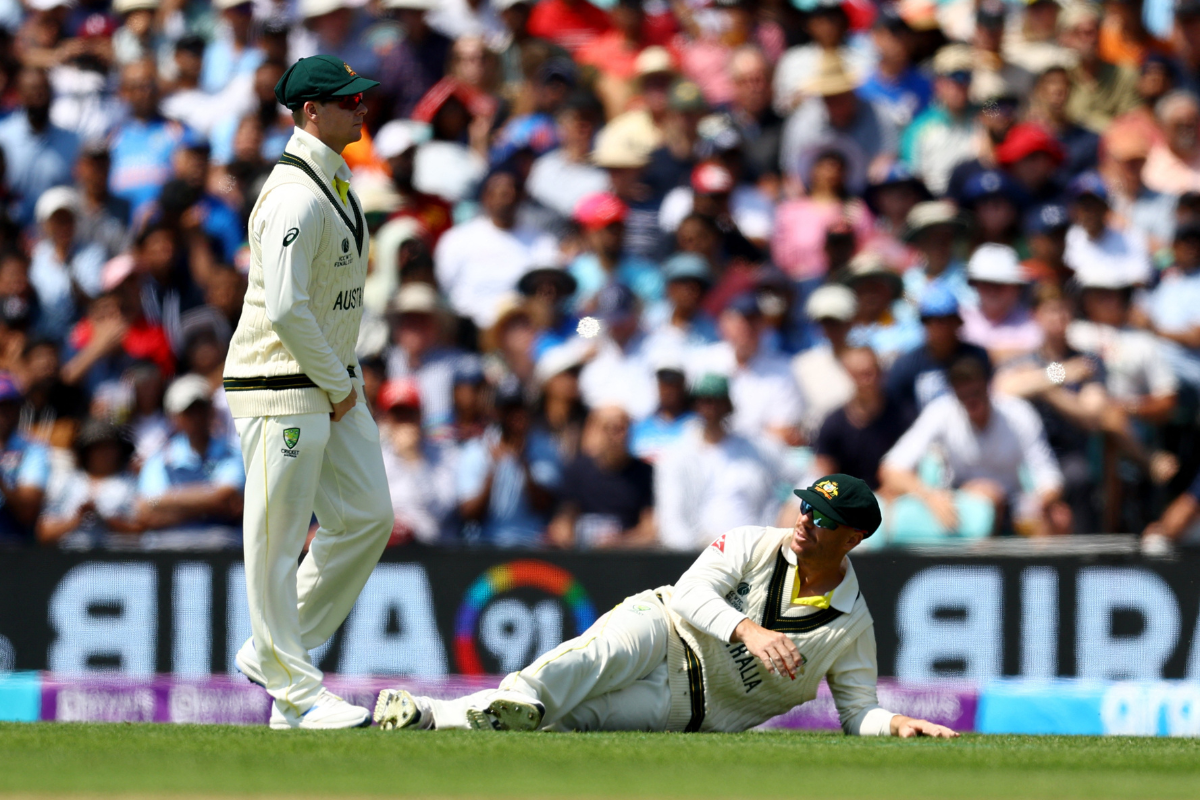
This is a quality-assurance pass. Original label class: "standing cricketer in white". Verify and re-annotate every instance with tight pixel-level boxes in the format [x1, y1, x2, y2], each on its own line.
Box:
[223, 55, 393, 730]
[376, 473, 958, 738]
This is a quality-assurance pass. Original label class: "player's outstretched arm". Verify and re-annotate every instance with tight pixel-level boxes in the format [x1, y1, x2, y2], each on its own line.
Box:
[890, 715, 959, 738]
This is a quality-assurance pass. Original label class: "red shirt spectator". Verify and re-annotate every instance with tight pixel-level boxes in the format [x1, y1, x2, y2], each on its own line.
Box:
[527, 0, 612, 56]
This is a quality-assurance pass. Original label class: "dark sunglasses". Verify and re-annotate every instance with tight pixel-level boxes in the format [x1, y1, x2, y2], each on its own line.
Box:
[330, 92, 363, 111]
[799, 500, 840, 530]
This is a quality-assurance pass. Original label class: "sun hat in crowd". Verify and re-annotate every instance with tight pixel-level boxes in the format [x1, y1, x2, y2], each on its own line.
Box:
[574, 192, 627, 231]
[378, 378, 422, 413]
[113, 0, 158, 12]
[389, 282, 445, 316]
[667, 80, 708, 113]
[967, 243, 1027, 285]
[902, 200, 964, 242]
[1024, 203, 1070, 236]
[635, 46, 675, 78]
[932, 44, 974, 77]
[73, 418, 135, 463]
[691, 161, 734, 195]
[805, 51, 860, 96]
[517, 265, 577, 298]
[373, 119, 431, 159]
[661, 252, 713, 286]
[841, 251, 904, 299]
[35, 186, 80, 225]
[164, 374, 213, 415]
[918, 282, 962, 320]
[804, 284, 858, 323]
[383, 0, 441, 9]
[534, 340, 590, 387]
[995, 123, 1066, 166]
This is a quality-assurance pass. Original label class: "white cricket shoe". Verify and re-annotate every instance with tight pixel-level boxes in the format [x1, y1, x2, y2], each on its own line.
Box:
[464, 691, 545, 732]
[270, 689, 371, 730]
[234, 640, 266, 688]
[374, 689, 434, 731]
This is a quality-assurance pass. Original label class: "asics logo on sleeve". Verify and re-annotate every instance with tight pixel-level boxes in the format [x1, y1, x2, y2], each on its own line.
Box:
[283, 228, 300, 246]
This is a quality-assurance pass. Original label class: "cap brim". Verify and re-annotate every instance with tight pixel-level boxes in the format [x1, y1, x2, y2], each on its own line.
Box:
[792, 488, 850, 527]
[333, 76, 381, 96]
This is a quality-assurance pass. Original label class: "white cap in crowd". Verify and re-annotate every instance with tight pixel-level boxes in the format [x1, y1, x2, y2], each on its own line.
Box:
[164, 374, 214, 415]
[34, 186, 80, 225]
[805, 284, 858, 323]
[967, 244, 1027, 285]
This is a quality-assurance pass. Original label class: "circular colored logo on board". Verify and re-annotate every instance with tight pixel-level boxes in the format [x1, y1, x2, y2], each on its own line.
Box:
[454, 560, 597, 675]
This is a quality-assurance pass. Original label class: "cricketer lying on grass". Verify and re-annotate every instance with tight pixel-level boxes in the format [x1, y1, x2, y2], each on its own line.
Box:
[222, 56, 393, 730]
[376, 473, 959, 737]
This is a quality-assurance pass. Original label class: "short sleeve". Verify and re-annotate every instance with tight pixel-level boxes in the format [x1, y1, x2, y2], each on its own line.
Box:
[16, 443, 50, 490]
[137, 455, 170, 499]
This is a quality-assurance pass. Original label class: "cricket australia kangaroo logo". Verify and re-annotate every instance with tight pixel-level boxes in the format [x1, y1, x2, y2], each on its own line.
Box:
[282, 427, 301, 457]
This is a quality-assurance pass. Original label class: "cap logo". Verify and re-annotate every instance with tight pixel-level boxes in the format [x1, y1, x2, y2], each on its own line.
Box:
[813, 480, 839, 500]
[344, 63, 357, 76]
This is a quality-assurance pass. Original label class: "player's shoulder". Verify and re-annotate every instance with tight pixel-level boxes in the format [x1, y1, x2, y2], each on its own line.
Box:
[708, 525, 788, 558]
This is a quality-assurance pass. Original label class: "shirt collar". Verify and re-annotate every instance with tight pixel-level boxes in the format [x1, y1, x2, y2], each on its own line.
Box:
[288, 126, 352, 183]
[781, 543, 859, 614]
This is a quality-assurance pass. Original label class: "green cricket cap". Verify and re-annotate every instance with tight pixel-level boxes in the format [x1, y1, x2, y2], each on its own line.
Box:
[793, 473, 882, 537]
[274, 55, 380, 110]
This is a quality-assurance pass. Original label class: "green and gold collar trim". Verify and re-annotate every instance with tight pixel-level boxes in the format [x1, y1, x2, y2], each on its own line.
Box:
[761, 552, 846, 634]
[278, 152, 364, 255]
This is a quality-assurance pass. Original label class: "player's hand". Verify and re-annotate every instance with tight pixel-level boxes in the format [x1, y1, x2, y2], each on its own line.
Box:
[330, 385, 357, 422]
[733, 619, 802, 680]
[891, 715, 959, 738]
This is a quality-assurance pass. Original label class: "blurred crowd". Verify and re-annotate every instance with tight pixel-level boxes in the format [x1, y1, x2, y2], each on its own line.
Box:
[6, 0, 1200, 553]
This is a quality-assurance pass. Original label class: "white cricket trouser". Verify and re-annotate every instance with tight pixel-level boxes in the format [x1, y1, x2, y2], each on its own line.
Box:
[235, 404, 393, 712]
[431, 592, 673, 731]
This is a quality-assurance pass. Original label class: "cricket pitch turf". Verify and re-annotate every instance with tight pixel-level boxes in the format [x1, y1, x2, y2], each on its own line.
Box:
[2, 723, 1198, 799]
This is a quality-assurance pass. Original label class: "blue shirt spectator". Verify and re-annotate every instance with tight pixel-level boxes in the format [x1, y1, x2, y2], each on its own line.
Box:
[199, 3, 266, 94]
[0, 374, 50, 544]
[457, 387, 562, 547]
[0, 68, 80, 227]
[28, 187, 106, 342]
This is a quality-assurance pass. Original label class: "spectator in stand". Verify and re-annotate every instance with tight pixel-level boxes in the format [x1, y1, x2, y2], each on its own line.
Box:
[20, 336, 86, 449]
[1142, 90, 1200, 197]
[642, 252, 718, 369]
[377, 0, 454, 120]
[109, 59, 192, 216]
[0, 67, 79, 229]
[841, 251, 923, 368]
[881, 354, 1069, 536]
[527, 0, 611, 56]
[377, 378, 458, 546]
[0, 374, 50, 546]
[960, 243, 1042, 365]
[692, 292, 804, 448]
[37, 419, 141, 549]
[902, 45, 977, 197]
[900, 200, 970, 308]
[434, 167, 558, 329]
[1069, 272, 1178, 428]
[971, 1, 1033, 98]
[578, 283, 657, 420]
[1059, 1, 1140, 135]
[793, 283, 856, 441]
[815, 346, 914, 491]
[629, 356, 694, 463]
[526, 91, 610, 222]
[772, 147, 874, 282]
[135, 374, 245, 550]
[569, 192, 662, 311]
[958, 169, 1025, 250]
[1063, 171, 1152, 288]
[888, 283, 992, 420]
[1024, 67, 1100, 180]
[993, 122, 1067, 206]
[655, 373, 780, 549]
[1102, 130, 1175, 254]
[74, 144, 131, 259]
[725, 46, 785, 186]
[857, 10, 930, 134]
[373, 120, 454, 245]
[1022, 203, 1073, 288]
[780, 52, 898, 196]
[201, 0, 265, 95]
[531, 341, 588, 462]
[60, 255, 174, 396]
[519, 264, 579, 358]
[1103, 55, 1173, 155]
[28, 187, 106, 342]
[575, 0, 653, 116]
[457, 378, 562, 547]
[386, 283, 468, 437]
[1004, 0, 1071, 77]
[773, 0, 872, 115]
[1141, 222, 1200, 391]
[548, 404, 656, 549]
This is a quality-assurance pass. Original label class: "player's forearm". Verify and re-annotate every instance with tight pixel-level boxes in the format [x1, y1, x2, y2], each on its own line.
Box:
[674, 579, 748, 643]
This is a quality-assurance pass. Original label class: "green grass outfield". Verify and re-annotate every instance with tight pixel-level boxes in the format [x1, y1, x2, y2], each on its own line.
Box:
[2, 723, 1199, 799]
